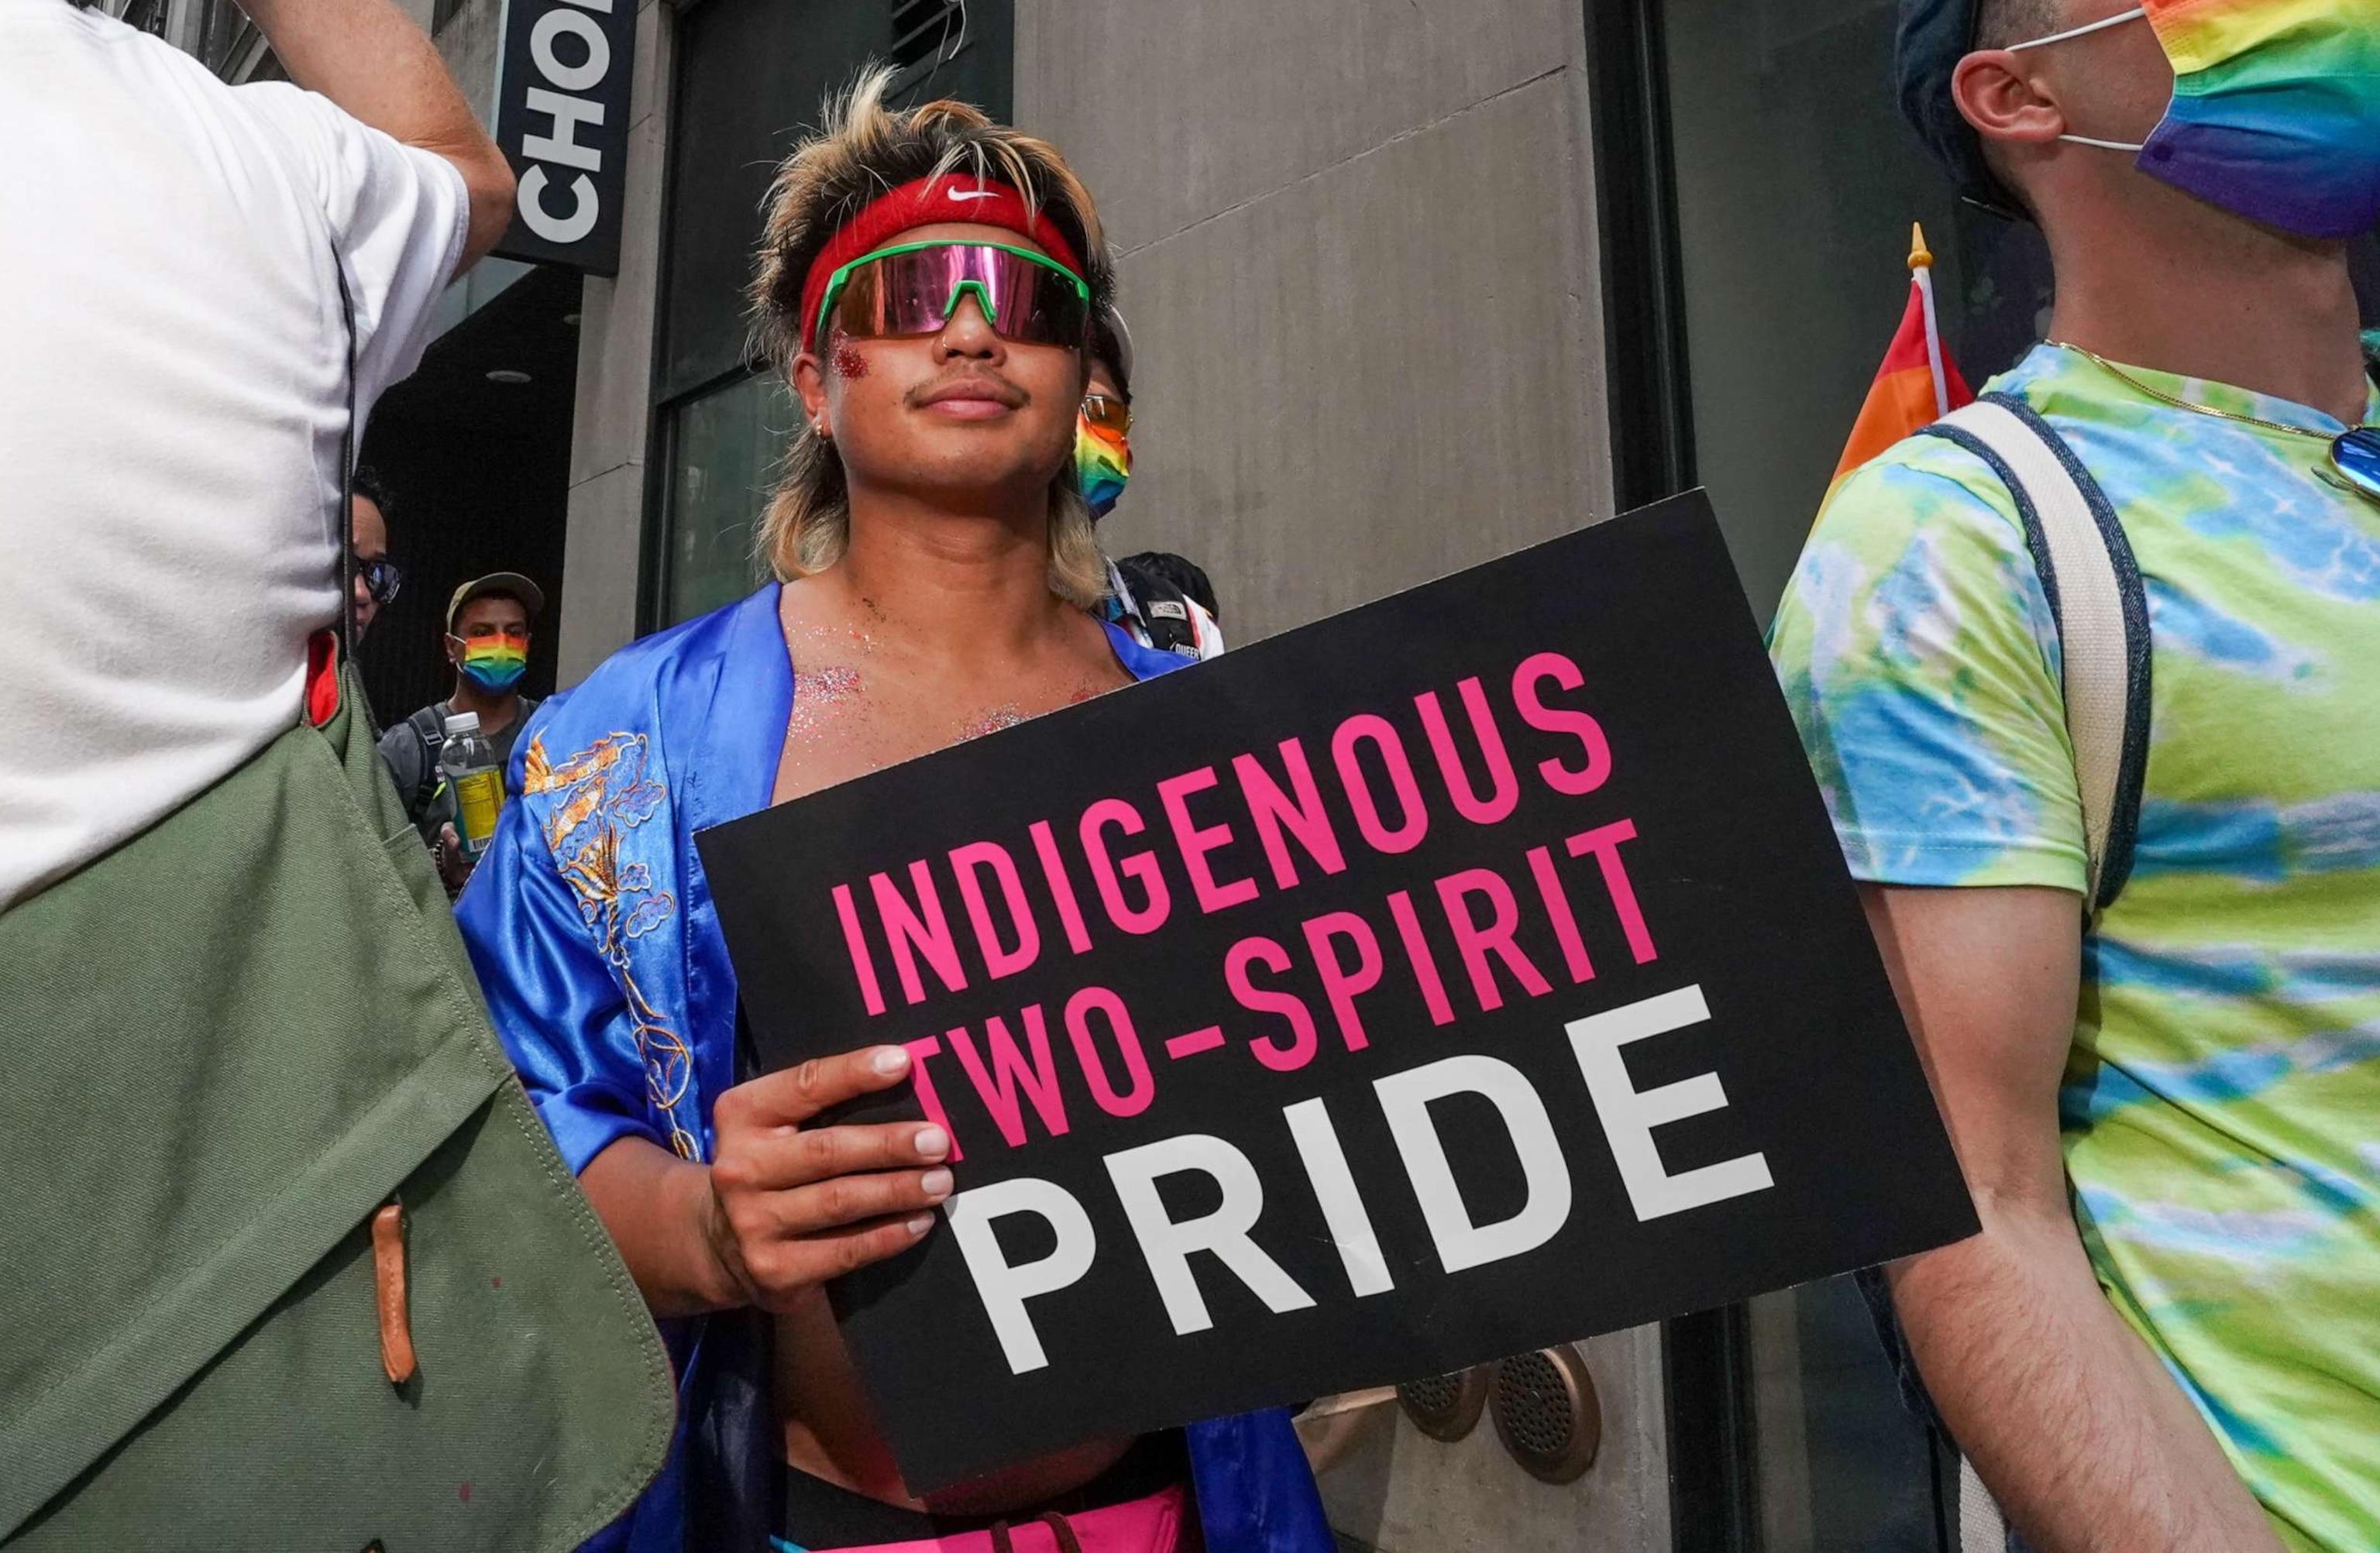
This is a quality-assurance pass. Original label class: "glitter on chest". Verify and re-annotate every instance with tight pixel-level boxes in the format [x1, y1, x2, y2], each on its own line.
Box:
[955, 705, 1025, 741]
[785, 665, 865, 740]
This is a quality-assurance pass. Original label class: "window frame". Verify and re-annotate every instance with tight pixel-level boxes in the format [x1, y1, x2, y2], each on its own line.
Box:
[1581, 0, 1770, 1546]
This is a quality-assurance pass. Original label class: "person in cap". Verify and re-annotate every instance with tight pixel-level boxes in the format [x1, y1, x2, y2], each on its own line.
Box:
[377, 571, 546, 887]
[452, 69, 1331, 1553]
[1769, 2, 2380, 1548]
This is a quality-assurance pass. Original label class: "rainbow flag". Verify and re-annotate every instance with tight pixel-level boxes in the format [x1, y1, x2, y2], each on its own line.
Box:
[1830, 224, 1972, 493]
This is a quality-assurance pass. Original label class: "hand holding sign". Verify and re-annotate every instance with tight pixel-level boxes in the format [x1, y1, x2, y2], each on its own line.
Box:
[701, 492, 1977, 1492]
[701, 1044, 955, 1313]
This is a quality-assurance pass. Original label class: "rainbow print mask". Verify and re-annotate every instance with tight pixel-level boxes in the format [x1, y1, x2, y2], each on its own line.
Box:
[1075, 410, 1132, 521]
[2014, 1, 2380, 239]
[453, 636, 529, 693]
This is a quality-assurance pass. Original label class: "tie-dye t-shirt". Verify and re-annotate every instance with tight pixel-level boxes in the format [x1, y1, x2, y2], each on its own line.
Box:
[1767, 342, 2380, 1551]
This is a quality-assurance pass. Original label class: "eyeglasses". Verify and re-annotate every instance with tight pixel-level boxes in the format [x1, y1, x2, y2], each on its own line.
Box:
[1081, 393, 1132, 437]
[813, 241, 1091, 356]
[355, 555, 403, 606]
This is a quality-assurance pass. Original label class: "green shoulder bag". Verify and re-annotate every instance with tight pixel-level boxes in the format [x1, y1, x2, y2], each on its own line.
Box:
[0, 248, 672, 1550]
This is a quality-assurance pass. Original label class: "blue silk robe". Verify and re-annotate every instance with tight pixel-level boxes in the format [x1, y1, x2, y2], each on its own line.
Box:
[455, 584, 1334, 1553]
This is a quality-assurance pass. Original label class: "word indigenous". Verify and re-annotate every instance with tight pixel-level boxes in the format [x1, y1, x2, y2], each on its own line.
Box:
[833, 650, 1649, 1141]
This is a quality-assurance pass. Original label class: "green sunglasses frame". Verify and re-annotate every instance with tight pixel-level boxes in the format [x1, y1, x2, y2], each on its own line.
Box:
[810, 240, 1091, 355]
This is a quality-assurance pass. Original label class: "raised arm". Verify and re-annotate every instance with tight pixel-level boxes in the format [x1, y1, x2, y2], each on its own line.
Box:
[1864, 882, 2280, 1553]
[238, 0, 514, 265]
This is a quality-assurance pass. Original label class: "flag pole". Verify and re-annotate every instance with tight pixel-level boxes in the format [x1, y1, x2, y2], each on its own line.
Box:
[1909, 222, 1952, 418]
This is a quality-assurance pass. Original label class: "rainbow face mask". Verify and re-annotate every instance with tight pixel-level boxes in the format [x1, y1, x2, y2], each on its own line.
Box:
[2011, 1, 2380, 239]
[1075, 398, 1132, 521]
[452, 635, 529, 693]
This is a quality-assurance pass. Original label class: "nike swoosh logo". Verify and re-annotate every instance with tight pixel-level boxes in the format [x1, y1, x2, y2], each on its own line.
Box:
[948, 189, 999, 202]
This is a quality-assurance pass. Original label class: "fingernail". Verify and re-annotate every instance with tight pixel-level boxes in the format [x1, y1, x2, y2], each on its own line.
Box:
[914, 1125, 950, 1160]
[871, 1046, 910, 1076]
[906, 1212, 937, 1236]
[920, 1168, 954, 1199]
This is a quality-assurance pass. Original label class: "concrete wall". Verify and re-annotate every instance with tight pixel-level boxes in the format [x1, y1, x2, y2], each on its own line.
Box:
[430, 0, 503, 125]
[1015, 5, 1668, 1548]
[1015, 0, 1616, 645]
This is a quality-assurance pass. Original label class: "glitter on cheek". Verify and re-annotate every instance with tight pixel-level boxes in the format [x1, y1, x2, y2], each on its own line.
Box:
[833, 345, 869, 381]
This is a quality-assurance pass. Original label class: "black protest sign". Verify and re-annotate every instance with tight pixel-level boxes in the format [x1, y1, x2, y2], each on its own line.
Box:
[698, 491, 1976, 1493]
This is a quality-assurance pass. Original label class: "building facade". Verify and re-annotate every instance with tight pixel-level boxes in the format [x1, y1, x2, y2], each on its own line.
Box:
[129, 0, 2380, 1545]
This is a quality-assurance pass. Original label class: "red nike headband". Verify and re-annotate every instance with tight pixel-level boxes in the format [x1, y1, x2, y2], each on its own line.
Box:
[798, 174, 1087, 354]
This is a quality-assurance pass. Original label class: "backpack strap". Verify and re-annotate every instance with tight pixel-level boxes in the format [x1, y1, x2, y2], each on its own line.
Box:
[305, 249, 363, 728]
[335, 259, 359, 658]
[1921, 393, 2151, 916]
[1852, 392, 2142, 1553]
[405, 705, 449, 823]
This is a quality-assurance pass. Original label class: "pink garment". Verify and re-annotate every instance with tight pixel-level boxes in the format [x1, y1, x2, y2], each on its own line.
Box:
[809, 1483, 1187, 1553]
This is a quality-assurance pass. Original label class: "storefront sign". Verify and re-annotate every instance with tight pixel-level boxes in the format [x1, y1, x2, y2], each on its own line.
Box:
[489, 0, 636, 275]
[700, 491, 1977, 1493]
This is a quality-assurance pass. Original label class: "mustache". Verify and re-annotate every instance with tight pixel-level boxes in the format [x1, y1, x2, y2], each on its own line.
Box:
[906, 369, 1030, 409]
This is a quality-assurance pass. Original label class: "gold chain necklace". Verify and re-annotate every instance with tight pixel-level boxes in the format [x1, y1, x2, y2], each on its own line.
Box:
[2048, 340, 2369, 438]
[2048, 340, 2380, 507]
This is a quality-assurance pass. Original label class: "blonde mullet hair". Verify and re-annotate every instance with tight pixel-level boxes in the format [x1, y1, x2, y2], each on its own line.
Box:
[748, 66, 1114, 609]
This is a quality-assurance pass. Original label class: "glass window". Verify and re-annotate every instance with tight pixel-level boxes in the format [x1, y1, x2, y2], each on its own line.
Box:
[1658, 0, 2051, 624]
[661, 371, 790, 627]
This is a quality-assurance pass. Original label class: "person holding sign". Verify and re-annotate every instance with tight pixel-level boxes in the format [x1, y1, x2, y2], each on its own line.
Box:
[1771, 2, 2380, 1548]
[453, 69, 1332, 1553]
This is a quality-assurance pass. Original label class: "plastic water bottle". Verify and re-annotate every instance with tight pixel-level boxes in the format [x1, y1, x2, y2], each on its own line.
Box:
[439, 710, 503, 861]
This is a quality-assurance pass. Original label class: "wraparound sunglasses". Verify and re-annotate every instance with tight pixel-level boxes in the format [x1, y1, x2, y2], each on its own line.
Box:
[812, 241, 1092, 356]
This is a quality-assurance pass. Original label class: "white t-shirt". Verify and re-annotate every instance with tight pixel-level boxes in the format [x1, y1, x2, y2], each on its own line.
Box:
[0, 3, 468, 910]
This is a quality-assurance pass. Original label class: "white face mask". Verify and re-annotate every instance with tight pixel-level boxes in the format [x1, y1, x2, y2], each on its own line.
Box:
[2003, 5, 2150, 153]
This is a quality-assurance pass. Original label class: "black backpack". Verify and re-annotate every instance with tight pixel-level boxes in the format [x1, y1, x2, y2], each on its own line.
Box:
[1113, 552, 1218, 659]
